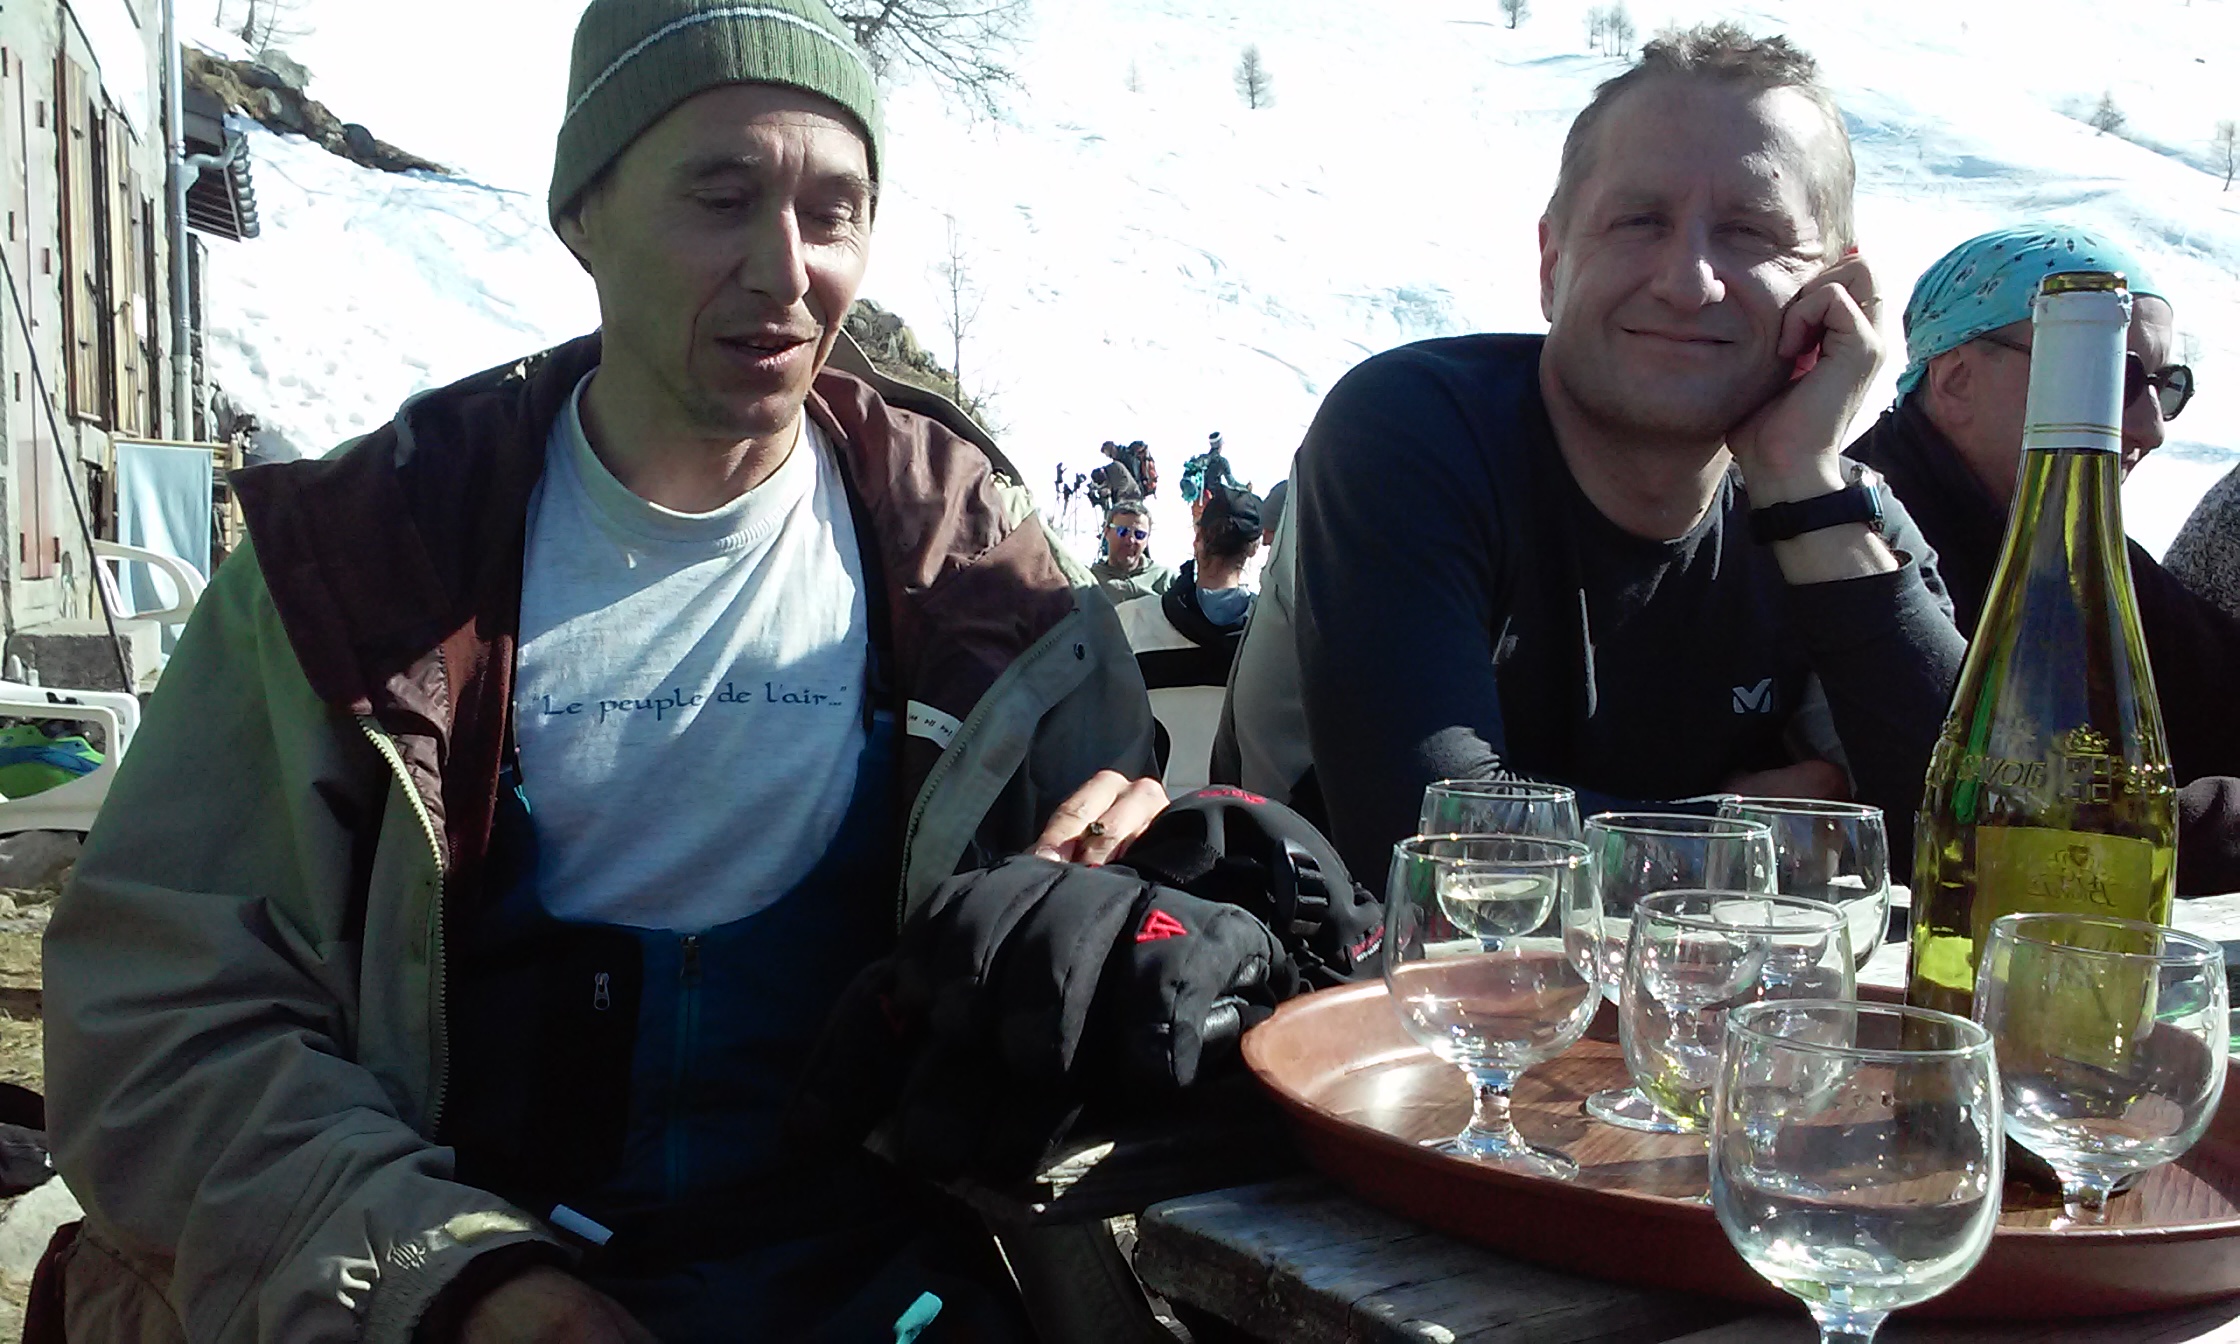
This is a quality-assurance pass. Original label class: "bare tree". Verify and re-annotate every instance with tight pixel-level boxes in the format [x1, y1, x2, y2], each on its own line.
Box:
[935, 214, 986, 403]
[2216, 120, 2238, 190]
[1125, 58, 1142, 94]
[216, 0, 313, 52]
[1585, 6, 1632, 54]
[2089, 90, 2127, 136]
[1235, 44, 1273, 110]
[1604, 4, 1636, 56]
[830, 0, 1028, 117]
[1500, 0, 1530, 29]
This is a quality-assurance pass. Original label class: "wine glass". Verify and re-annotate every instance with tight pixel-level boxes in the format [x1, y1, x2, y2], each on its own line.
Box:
[1975, 912, 2228, 1225]
[1712, 1000, 2003, 1344]
[1718, 798, 1891, 977]
[1420, 780, 1581, 841]
[1383, 835, 1599, 1177]
[1583, 813, 1776, 1132]
[1620, 891, 1853, 1133]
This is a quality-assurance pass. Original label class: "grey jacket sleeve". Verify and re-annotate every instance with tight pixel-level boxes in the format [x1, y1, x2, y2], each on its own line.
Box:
[1779, 480, 1966, 868]
[45, 545, 564, 1344]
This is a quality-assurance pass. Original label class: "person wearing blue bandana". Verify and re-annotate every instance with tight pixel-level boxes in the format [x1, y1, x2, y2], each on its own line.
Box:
[1847, 223, 2240, 895]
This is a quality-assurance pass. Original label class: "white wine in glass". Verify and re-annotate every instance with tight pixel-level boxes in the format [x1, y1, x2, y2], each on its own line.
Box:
[1620, 891, 1852, 1131]
[1583, 813, 1775, 1133]
[1383, 835, 1599, 1177]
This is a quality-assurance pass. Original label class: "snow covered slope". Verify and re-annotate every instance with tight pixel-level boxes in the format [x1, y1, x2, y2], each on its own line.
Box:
[201, 0, 2240, 559]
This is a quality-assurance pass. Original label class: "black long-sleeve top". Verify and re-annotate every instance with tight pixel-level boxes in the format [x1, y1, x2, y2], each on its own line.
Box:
[1291, 335, 1967, 886]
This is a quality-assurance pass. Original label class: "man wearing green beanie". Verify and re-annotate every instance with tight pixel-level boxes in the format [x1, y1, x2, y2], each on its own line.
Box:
[42, 2, 1170, 1340]
[1848, 223, 2240, 896]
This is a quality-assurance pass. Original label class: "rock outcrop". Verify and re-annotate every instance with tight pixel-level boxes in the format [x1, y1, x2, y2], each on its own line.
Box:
[184, 47, 450, 177]
[844, 299, 992, 431]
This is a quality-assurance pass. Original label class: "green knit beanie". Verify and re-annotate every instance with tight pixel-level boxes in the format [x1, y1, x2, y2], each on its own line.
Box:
[550, 0, 884, 226]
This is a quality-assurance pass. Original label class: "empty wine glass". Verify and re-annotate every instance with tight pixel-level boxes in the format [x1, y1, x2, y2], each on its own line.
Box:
[1383, 835, 1599, 1177]
[1719, 798, 1892, 976]
[1712, 1001, 2002, 1344]
[1420, 780, 1581, 841]
[1621, 891, 1854, 1133]
[1584, 813, 1776, 1133]
[1975, 912, 2228, 1226]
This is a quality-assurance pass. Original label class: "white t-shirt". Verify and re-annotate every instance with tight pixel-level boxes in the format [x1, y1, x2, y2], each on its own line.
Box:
[514, 373, 870, 930]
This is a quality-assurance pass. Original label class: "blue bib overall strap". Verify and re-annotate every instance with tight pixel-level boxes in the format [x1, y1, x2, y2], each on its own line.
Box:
[445, 457, 905, 1216]
[438, 474, 1030, 1339]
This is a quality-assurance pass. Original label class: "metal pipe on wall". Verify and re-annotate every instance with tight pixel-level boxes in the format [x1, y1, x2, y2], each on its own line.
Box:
[162, 0, 190, 441]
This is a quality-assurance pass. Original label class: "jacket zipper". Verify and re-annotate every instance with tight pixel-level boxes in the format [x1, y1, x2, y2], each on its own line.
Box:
[669, 934, 703, 1202]
[893, 610, 1087, 930]
[357, 718, 452, 1135]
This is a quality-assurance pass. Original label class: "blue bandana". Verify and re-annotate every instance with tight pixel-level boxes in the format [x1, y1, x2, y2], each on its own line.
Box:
[1897, 224, 2164, 395]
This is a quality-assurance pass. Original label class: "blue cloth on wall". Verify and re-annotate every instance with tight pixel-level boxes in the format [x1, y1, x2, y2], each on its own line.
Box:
[112, 441, 212, 645]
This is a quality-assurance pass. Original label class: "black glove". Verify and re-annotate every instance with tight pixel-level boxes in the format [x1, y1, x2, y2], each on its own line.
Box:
[788, 856, 1297, 1181]
[1121, 786, 1385, 988]
[1091, 882, 1295, 1092]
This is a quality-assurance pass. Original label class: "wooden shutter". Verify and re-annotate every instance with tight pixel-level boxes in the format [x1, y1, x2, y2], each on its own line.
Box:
[107, 114, 141, 435]
[55, 56, 102, 426]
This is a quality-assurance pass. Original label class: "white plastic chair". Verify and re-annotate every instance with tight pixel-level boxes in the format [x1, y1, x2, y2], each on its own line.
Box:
[0, 681, 140, 836]
[94, 539, 205, 628]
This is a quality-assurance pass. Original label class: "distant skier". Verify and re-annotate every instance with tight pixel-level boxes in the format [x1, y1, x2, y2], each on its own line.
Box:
[1087, 439, 1142, 509]
[1107, 439, 1158, 498]
[1132, 442, 1160, 497]
[1182, 431, 1240, 519]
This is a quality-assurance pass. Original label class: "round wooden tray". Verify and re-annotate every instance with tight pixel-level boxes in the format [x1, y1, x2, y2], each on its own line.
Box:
[1241, 980, 2240, 1319]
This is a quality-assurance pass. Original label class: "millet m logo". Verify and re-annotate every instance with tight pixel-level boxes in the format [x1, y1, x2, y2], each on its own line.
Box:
[1731, 678, 1776, 715]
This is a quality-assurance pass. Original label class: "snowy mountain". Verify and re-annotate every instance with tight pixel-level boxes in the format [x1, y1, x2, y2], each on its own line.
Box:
[198, 0, 2240, 561]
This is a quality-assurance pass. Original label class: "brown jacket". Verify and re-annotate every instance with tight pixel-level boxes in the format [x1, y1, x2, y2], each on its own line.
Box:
[44, 336, 1155, 1342]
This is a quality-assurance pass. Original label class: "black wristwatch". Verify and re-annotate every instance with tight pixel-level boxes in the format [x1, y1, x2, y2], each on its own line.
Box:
[1748, 481, 1884, 544]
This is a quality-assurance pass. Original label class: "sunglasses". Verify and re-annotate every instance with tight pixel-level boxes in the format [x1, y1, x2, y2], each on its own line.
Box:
[1108, 526, 1148, 541]
[1977, 333, 2195, 421]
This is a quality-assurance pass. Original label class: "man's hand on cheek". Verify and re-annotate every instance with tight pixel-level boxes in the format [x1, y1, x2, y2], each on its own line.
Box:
[1728, 251, 1884, 505]
[1031, 769, 1170, 866]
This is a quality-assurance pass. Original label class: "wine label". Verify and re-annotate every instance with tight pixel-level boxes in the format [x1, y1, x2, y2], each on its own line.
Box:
[1967, 827, 2171, 1072]
[1970, 825, 2163, 945]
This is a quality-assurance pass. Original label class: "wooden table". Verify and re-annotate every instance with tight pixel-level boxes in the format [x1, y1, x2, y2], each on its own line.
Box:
[1137, 1179, 2240, 1343]
[1133, 894, 2240, 1344]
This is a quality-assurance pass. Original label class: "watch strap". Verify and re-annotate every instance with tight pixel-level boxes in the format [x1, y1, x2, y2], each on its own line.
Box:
[1748, 481, 1884, 544]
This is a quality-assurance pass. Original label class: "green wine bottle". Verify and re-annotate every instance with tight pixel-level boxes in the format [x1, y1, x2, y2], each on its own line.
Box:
[1906, 272, 2178, 1021]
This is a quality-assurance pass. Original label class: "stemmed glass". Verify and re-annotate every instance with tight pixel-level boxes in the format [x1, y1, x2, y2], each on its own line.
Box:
[1383, 835, 1599, 1177]
[1620, 891, 1853, 1133]
[1975, 912, 2229, 1225]
[1712, 1001, 2003, 1344]
[1583, 813, 1776, 1132]
[1718, 798, 1891, 976]
[1421, 780, 1581, 841]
